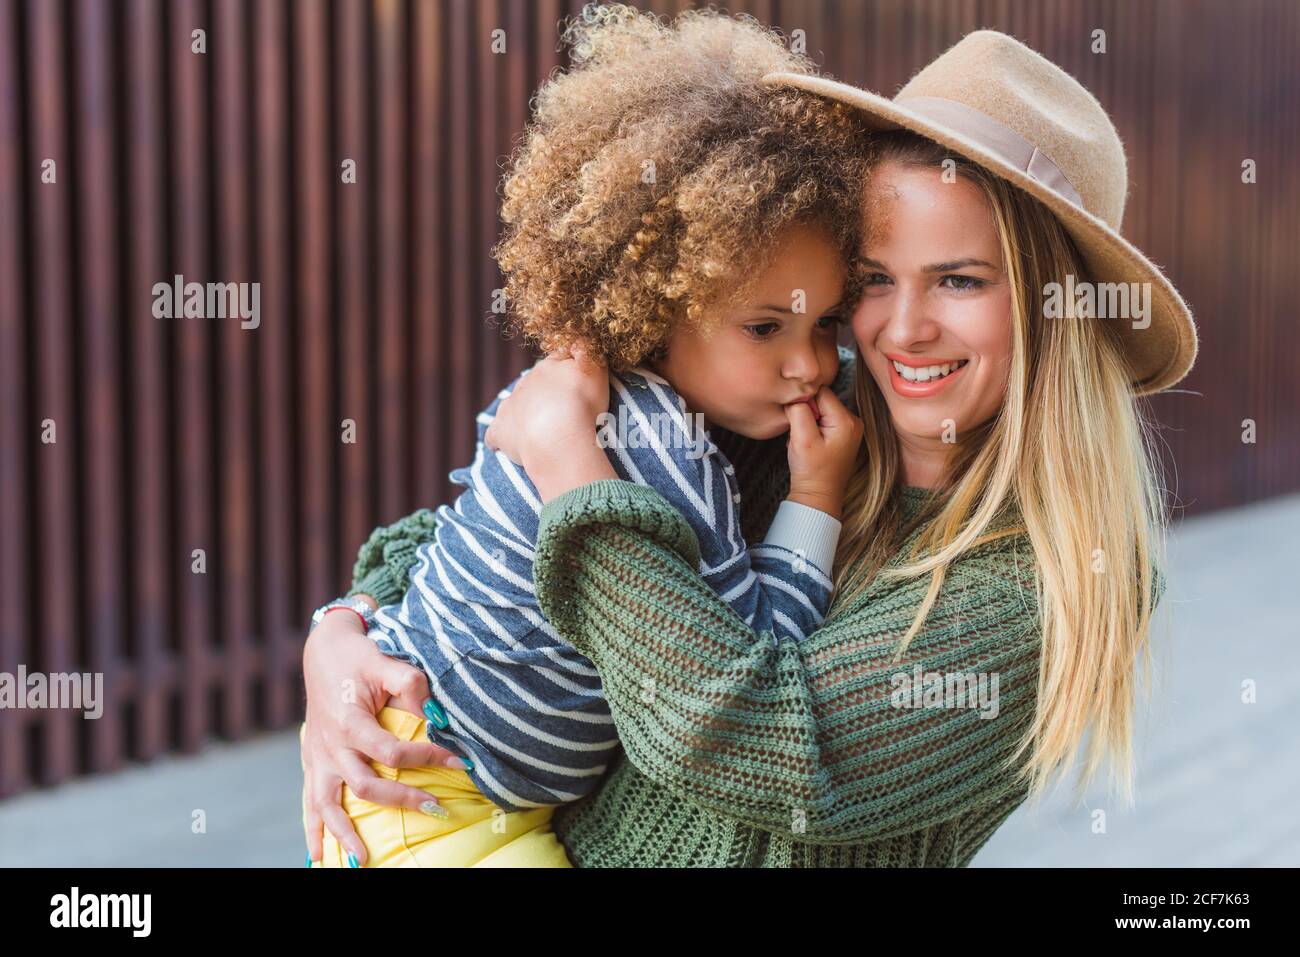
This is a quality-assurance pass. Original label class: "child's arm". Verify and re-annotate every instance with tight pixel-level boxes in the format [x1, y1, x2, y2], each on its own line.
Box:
[614, 373, 857, 643]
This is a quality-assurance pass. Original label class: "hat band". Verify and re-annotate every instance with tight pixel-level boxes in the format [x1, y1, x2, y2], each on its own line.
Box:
[895, 95, 1083, 209]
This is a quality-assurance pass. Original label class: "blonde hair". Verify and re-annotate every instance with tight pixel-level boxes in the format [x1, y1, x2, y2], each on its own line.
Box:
[492, 3, 870, 373]
[831, 130, 1170, 810]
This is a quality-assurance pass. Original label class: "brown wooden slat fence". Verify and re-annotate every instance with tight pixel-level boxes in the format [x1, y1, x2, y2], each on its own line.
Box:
[0, 0, 1296, 797]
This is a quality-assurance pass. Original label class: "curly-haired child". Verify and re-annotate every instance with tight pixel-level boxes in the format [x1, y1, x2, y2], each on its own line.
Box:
[304, 3, 872, 867]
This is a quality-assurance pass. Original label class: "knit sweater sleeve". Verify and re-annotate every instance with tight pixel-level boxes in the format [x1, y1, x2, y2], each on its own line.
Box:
[532, 480, 1043, 845]
[345, 508, 440, 606]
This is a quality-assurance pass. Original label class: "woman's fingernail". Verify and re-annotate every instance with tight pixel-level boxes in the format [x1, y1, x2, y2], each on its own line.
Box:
[419, 800, 450, 820]
[423, 698, 448, 729]
[444, 754, 472, 771]
[347, 852, 359, 868]
[305, 851, 313, 868]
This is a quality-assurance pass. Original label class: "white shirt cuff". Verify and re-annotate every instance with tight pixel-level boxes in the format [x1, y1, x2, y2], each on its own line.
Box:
[761, 499, 842, 577]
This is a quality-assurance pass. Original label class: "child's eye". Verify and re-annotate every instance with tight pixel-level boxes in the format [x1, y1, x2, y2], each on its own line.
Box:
[941, 274, 985, 292]
[743, 322, 780, 340]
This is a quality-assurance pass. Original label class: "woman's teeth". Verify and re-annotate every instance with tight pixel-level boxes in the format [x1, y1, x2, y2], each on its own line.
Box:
[892, 359, 969, 383]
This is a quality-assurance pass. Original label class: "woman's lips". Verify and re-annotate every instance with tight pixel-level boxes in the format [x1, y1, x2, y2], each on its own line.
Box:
[887, 358, 968, 397]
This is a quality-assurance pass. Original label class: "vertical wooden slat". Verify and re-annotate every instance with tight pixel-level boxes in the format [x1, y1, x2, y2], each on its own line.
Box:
[294, 0, 333, 622]
[335, 0, 374, 589]
[374, 0, 408, 520]
[500, 0, 529, 389]
[445, 0, 477, 488]
[534, 0, 563, 79]
[412, 0, 447, 507]
[27, 0, 79, 785]
[0, 0, 31, 795]
[477, 0, 501, 400]
[124, 0, 171, 761]
[74, 0, 125, 772]
[213, 0, 254, 737]
[253, 0, 295, 724]
[171, 0, 212, 752]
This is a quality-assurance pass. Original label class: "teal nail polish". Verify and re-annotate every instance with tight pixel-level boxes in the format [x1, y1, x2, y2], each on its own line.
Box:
[423, 698, 448, 729]
[461, 756, 474, 771]
[305, 851, 313, 868]
[347, 853, 359, 868]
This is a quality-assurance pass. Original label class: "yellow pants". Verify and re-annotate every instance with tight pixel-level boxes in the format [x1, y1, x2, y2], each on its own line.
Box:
[301, 707, 572, 867]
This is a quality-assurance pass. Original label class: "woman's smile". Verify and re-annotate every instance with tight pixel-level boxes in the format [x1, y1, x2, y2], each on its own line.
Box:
[886, 355, 972, 397]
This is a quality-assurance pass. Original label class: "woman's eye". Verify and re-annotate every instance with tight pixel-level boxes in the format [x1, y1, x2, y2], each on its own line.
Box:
[816, 314, 845, 330]
[744, 322, 780, 339]
[941, 274, 985, 292]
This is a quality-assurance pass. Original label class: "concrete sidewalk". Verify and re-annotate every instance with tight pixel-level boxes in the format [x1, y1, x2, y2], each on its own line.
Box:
[2, 492, 1297, 867]
[976, 490, 1300, 867]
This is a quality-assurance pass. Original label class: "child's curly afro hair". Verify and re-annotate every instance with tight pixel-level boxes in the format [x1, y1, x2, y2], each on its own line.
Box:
[493, 3, 872, 374]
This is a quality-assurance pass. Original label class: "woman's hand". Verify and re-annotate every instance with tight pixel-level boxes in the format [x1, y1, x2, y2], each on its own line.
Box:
[301, 606, 465, 866]
[485, 348, 617, 502]
[784, 385, 864, 521]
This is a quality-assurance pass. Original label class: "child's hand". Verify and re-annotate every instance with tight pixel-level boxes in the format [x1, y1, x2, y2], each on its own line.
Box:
[784, 386, 864, 521]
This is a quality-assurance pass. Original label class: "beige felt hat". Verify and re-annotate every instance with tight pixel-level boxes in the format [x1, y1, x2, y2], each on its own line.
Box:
[763, 30, 1198, 396]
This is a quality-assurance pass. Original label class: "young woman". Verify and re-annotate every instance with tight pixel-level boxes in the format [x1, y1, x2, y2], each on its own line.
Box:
[300, 23, 1197, 867]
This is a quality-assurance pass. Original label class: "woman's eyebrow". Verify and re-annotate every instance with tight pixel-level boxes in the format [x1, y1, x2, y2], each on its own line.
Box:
[923, 257, 997, 272]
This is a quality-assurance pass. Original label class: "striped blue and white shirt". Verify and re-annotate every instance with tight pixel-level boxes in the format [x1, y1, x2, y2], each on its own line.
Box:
[365, 363, 842, 811]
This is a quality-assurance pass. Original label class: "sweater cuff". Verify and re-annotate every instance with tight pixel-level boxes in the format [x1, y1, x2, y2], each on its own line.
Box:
[348, 565, 405, 610]
[346, 508, 440, 608]
[534, 480, 704, 644]
[762, 499, 842, 577]
[537, 479, 702, 569]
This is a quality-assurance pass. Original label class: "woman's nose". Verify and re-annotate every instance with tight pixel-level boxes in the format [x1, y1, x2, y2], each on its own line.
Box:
[889, 286, 941, 345]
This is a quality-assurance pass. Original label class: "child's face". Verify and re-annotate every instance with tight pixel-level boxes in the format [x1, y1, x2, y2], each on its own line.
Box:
[850, 162, 1013, 447]
[648, 223, 847, 440]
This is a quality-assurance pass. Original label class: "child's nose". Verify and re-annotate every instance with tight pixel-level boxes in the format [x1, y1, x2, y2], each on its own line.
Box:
[782, 343, 822, 384]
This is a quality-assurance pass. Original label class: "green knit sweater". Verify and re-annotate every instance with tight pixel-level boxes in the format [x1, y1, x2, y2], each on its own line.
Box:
[347, 359, 1048, 867]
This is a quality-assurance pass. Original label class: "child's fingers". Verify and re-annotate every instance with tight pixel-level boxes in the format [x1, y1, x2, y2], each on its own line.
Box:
[812, 386, 848, 423]
[785, 400, 819, 444]
[813, 388, 861, 435]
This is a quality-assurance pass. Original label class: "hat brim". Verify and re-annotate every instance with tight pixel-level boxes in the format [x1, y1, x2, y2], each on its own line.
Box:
[763, 71, 1198, 397]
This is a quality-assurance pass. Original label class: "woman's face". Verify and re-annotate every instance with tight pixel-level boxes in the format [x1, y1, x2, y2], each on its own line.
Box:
[649, 222, 847, 440]
[851, 162, 1014, 465]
